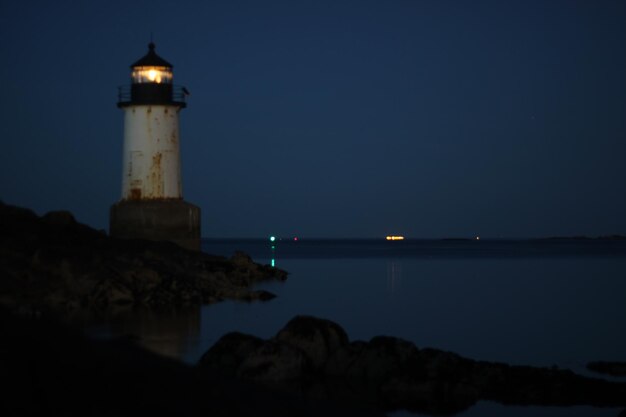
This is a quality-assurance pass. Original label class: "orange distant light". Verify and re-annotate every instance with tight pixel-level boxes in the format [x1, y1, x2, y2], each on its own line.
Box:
[386, 235, 404, 241]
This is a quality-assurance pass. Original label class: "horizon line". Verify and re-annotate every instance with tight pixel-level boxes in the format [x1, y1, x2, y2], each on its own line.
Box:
[200, 235, 626, 241]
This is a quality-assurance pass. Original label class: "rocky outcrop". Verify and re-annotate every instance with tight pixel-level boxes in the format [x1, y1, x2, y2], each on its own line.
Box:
[199, 316, 626, 415]
[588, 361, 626, 377]
[0, 202, 287, 316]
[276, 316, 350, 370]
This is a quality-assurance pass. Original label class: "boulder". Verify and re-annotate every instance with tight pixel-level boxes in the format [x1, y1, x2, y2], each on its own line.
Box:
[346, 336, 419, 381]
[198, 332, 264, 376]
[200, 332, 310, 383]
[275, 315, 349, 370]
[197, 316, 626, 415]
[324, 341, 367, 376]
[418, 348, 475, 380]
[238, 340, 309, 382]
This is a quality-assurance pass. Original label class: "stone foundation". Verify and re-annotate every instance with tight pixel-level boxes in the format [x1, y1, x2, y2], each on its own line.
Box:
[110, 199, 201, 251]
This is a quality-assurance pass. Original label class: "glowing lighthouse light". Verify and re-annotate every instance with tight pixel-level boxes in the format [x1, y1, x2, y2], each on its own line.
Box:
[132, 66, 172, 84]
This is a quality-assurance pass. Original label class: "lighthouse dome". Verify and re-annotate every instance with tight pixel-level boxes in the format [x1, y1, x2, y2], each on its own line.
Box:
[131, 42, 173, 69]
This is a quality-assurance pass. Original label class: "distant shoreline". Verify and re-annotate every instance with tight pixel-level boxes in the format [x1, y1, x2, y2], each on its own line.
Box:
[202, 235, 626, 241]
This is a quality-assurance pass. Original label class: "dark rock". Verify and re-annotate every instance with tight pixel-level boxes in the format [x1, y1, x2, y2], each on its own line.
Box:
[199, 333, 310, 383]
[198, 332, 265, 376]
[380, 377, 479, 415]
[90, 277, 136, 308]
[275, 315, 349, 370]
[418, 348, 475, 380]
[587, 361, 626, 377]
[231, 251, 256, 266]
[324, 341, 367, 376]
[41, 210, 76, 228]
[238, 340, 310, 382]
[0, 201, 288, 315]
[474, 362, 626, 406]
[1, 308, 356, 417]
[230, 251, 288, 283]
[241, 290, 277, 302]
[347, 336, 420, 381]
[197, 316, 626, 415]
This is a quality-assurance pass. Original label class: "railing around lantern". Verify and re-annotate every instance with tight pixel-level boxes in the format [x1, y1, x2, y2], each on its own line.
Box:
[172, 86, 189, 103]
[117, 85, 188, 107]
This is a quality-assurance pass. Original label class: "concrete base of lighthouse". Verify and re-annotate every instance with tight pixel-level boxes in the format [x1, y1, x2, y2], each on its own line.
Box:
[109, 199, 201, 251]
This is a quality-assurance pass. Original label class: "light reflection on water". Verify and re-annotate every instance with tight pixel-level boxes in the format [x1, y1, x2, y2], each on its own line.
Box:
[86, 308, 203, 361]
[386, 259, 403, 295]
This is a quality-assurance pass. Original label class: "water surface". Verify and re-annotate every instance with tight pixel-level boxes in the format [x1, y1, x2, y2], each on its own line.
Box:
[93, 238, 626, 416]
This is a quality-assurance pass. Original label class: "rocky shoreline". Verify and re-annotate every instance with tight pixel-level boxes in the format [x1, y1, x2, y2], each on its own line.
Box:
[0, 201, 286, 317]
[588, 361, 626, 378]
[4, 308, 626, 417]
[2, 201, 626, 416]
[200, 315, 626, 416]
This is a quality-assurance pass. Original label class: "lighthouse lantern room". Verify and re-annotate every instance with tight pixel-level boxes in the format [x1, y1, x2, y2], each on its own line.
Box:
[110, 43, 200, 251]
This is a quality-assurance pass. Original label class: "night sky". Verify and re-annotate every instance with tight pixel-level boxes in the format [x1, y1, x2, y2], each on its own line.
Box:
[1, 0, 625, 238]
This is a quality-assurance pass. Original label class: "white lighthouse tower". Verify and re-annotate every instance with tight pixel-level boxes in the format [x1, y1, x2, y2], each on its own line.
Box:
[110, 43, 200, 250]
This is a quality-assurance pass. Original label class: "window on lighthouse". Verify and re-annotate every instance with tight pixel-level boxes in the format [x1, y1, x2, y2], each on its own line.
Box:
[132, 66, 173, 84]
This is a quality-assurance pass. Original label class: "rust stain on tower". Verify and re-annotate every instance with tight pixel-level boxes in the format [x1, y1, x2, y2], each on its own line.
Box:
[149, 152, 164, 198]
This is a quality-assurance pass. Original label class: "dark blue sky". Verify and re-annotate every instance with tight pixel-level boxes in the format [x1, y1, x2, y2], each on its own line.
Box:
[1, 0, 625, 238]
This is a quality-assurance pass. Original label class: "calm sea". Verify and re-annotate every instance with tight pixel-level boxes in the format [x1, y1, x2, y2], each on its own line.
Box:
[93, 238, 626, 417]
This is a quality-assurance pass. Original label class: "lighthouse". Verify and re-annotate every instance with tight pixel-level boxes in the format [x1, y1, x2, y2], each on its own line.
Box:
[110, 43, 201, 251]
